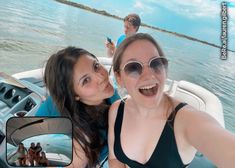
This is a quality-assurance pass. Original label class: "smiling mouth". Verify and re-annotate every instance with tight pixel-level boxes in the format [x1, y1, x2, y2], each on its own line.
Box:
[139, 84, 158, 97]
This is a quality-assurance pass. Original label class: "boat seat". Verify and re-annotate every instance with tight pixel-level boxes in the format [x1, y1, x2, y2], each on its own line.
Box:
[167, 80, 224, 127]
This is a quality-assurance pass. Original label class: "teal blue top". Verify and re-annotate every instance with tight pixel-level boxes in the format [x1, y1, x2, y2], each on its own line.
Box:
[35, 88, 120, 164]
[35, 88, 120, 116]
[35, 96, 59, 116]
[116, 34, 126, 47]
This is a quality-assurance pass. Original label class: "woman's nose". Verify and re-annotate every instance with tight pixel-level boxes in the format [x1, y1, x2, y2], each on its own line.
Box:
[140, 65, 156, 79]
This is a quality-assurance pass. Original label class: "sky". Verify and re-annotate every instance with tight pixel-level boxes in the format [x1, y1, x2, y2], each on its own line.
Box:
[72, 0, 235, 50]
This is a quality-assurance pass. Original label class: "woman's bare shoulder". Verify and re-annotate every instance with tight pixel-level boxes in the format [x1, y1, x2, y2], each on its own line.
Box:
[109, 99, 122, 122]
[170, 97, 215, 122]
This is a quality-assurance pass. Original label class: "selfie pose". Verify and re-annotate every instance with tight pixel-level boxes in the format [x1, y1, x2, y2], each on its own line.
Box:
[108, 33, 235, 168]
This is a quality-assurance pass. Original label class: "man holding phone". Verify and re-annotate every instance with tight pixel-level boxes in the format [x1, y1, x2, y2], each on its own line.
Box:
[106, 13, 141, 57]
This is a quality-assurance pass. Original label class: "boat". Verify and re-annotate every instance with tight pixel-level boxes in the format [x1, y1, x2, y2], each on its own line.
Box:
[6, 117, 72, 167]
[0, 57, 224, 167]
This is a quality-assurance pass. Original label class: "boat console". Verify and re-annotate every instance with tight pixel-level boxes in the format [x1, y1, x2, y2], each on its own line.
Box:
[0, 73, 45, 120]
[0, 72, 46, 142]
[0, 72, 46, 167]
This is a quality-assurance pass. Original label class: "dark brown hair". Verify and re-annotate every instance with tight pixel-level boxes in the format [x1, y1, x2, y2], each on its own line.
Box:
[124, 13, 141, 31]
[17, 142, 25, 152]
[44, 46, 109, 167]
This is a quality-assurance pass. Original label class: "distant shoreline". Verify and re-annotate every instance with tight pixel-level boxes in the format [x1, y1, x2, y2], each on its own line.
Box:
[55, 0, 235, 53]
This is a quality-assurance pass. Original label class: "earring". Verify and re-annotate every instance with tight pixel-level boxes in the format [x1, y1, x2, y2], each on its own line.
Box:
[75, 96, 80, 101]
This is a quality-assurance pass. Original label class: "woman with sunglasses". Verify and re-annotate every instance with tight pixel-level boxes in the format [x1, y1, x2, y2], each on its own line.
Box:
[108, 33, 235, 168]
[36, 46, 119, 168]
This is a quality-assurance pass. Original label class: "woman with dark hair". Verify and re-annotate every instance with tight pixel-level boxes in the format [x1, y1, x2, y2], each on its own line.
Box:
[36, 46, 119, 167]
[35, 142, 42, 164]
[16, 142, 27, 166]
[28, 142, 37, 166]
[37, 152, 49, 166]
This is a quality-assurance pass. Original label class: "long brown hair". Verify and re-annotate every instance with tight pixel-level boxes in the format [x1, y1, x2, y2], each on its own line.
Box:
[44, 46, 109, 167]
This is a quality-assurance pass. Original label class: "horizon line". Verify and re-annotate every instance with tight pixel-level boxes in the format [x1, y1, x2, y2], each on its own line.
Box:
[55, 0, 235, 53]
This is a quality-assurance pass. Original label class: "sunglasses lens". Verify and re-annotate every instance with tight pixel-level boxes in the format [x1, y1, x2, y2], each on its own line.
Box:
[124, 62, 142, 76]
[150, 58, 168, 73]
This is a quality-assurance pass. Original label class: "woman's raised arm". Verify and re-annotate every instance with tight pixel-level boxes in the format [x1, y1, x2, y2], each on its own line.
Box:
[181, 107, 235, 168]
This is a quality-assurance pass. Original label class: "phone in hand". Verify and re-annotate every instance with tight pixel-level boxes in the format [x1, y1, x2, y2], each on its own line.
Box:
[107, 37, 112, 44]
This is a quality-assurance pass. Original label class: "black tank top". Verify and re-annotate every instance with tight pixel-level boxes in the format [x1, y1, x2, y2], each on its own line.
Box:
[114, 101, 189, 168]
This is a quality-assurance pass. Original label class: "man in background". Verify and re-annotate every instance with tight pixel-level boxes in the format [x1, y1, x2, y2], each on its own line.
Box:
[106, 13, 141, 57]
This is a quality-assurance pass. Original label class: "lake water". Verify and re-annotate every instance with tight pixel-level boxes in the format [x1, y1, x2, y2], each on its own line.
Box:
[0, 0, 235, 133]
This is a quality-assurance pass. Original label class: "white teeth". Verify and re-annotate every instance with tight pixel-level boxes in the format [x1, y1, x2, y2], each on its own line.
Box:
[140, 84, 156, 90]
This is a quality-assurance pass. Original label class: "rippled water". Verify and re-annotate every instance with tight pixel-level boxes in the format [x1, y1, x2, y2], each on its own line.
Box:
[0, 0, 235, 132]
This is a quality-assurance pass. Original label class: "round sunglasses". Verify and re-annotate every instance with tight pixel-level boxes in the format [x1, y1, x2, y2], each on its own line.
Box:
[120, 57, 168, 78]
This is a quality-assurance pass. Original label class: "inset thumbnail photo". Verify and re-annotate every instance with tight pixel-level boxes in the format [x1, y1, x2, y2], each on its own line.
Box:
[6, 117, 72, 167]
